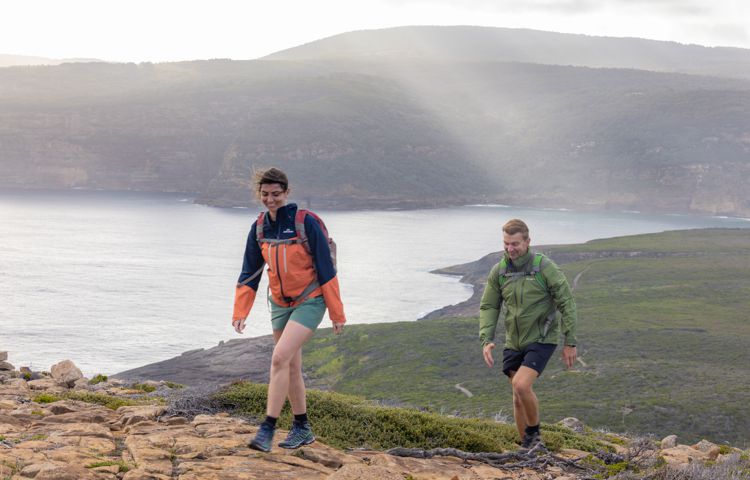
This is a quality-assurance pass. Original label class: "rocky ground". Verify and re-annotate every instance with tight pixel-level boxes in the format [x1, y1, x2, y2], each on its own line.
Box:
[2, 354, 748, 479]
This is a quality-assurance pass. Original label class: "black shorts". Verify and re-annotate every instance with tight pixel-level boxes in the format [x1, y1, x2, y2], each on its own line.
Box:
[502, 342, 557, 377]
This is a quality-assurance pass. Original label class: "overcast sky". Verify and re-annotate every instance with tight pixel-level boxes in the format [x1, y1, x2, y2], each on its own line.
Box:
[2, 0, 748, 63]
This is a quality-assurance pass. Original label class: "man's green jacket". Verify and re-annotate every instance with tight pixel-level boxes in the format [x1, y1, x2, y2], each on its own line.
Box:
[479, 250, 577, 350]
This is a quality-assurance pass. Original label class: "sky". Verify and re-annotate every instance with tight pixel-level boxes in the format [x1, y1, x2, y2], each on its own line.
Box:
[2, 0, 749, 63]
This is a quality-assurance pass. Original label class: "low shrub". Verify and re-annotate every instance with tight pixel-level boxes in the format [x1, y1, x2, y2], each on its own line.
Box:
[89, 374, 108, 385]
[216, 382, 604, 453]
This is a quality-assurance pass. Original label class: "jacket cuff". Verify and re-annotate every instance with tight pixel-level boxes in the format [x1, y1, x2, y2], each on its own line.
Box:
[233, 284, 256, 321]
[321, 278, 346, 324]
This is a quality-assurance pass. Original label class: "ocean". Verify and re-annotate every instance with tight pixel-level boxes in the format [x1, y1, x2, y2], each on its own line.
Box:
[1, 188, 748, 376]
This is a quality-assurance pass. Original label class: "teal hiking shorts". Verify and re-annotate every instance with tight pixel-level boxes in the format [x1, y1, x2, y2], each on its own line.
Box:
[270, 296, 327, 332]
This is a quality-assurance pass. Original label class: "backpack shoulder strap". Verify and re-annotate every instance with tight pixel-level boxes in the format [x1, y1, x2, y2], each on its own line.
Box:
[532, 253, 548, 291]
[255, 212, 266, 242]
[294, 209, 312, 255]
[497, 258, 509, 287]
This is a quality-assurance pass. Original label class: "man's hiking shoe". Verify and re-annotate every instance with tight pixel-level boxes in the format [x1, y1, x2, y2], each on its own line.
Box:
[249, 423, 275, 452]
[278, 422, 316, 449]
[519, 431, 546, 454]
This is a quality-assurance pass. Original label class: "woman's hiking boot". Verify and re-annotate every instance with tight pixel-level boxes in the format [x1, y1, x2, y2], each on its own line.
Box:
[519, 431, 546, 454]
[249, 423, 275, 452]
[278, 422, 316, 449]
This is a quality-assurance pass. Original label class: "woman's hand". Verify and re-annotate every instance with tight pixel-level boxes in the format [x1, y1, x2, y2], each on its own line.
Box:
[332, 323, 344, 335]
[232, 318, 246, 334]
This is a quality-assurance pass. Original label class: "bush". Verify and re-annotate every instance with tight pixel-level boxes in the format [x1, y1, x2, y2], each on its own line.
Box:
[89, 374, 108, 385]
[215, 382, 604, 453]
[32, 393, 61, 404]
[132, 383, 157, 393]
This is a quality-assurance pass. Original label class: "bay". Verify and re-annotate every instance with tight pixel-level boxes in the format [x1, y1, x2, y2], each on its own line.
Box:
[1, 188, 748, 376]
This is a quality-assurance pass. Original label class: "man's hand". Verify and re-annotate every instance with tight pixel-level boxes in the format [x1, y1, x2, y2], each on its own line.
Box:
[562, 345, 577, 369]
[332, 323, 344, 335]
[232, 318, 246, 334]
[483, 343, 496, 368]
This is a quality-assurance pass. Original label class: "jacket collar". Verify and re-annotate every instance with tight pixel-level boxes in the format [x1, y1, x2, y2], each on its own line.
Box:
[506, 249, 533, 270]
[266, 203, 298, 224]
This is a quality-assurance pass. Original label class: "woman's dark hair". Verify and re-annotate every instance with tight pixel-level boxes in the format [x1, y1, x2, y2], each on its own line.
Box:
[253, 167, 289, 197]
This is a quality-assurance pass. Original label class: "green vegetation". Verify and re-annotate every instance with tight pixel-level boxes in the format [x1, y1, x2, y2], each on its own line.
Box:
[85, 460, 131, 473]
[131, 383, 157, 393]
[302, 229, 750, 446]
[32, 393, 59, 404]
[163, 381, 185, 390]
[216, 381, 605, 452]
[32, 391, 163, 410]
[89, 374, 108, 385]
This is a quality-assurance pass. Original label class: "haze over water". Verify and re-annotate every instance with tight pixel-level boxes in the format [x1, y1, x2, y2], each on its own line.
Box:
[2, 188, 748, 376]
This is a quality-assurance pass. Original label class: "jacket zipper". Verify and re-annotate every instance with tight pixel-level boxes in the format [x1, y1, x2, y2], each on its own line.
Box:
[513, 280, 520, 350]
[276, 245, 288, 302]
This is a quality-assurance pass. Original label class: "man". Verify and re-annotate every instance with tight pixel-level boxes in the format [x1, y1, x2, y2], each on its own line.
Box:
[479, 219, 577, 452]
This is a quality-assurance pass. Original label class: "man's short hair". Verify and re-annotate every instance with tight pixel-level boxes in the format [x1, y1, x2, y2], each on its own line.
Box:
[503, 219, 529, 240]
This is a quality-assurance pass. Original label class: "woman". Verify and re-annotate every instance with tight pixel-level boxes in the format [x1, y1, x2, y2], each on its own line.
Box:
[232, 167, 346, 452]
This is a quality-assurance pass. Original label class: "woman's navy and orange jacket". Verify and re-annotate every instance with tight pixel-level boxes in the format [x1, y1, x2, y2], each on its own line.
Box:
[232, 203, 346, 324]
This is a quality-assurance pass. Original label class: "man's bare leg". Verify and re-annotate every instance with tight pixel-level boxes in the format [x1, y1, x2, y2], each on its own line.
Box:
[510, 366, 540, 440]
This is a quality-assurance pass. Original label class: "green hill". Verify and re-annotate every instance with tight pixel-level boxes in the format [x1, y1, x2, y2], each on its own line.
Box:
[2, 27, 750, 214]
[268, 25, 750, 80]
[300, 229, 750, 446]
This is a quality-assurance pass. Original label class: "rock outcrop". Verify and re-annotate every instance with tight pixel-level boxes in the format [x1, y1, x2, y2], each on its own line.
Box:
[1, 356, 748, 479]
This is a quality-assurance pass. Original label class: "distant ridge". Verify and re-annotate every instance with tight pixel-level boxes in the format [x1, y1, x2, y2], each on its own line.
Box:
[2, 26, 749, 216]
[266, 25, 750, 79]
[0, 53, 103, 67]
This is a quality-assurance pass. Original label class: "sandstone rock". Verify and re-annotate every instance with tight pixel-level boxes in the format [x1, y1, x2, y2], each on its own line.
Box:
[44, 445, 103, 463]
[0, 384, 29, 400]
[73, 377, 92, 390]
[50, 360, 84, 387]
[163, 416, 189, 425]
[47, 401, 77, 415]
[0, 400, 18, 410]
[328, 463, 405, 480]
[0, 351, 7, 361]
[92, 463, 121, 474]
[116, 405, 169, 427]
[20, 461, 103, 480]
[558, 417, 586, 433]
[366, 452, 484, 479]
[176, 455, 328, 479]
[122, 470, 172, 480]
[661, 434, 678, 449]
[47, 422, 115, 440]
[295, 445, 358, 469]
[41, 408, 117, 424]
[14, 439, 54, 450]
[28, 377, 60, 390]
[692, 439, 721, 460]
[0, 361, 15, 371]
[19, 366, 31, 374]
[661, 444, 709, 465]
